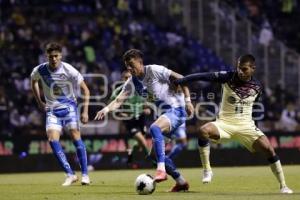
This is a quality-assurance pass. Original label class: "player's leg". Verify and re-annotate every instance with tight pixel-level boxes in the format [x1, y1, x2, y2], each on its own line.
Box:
[133, 131, 149, 156]
[167, 124, 187, 160]
[66, 104, 90, 185]
[151, 107, 186, 182]
[46, 112, 77, 186]
[47, 129, 76, 180]
[165, 124, 189, 191]
[252, 136, 293, 193]
[69, 128, 90, 185]
[127, 117, 149, 164]
[148, 147, 189, 192]
[127, 131, 149, 164]
[197, 122, 220, 183]
[149, 116, 170, 182]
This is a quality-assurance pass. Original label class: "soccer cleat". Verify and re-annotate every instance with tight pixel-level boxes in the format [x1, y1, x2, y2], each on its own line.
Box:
[154, 170, 167, 183]
[169, 182, 189, 192]
[62, 175, 78, 186]
[81, 175, 91, 185]
[202, 170, 213, 184]
[280, 186, 293, 194]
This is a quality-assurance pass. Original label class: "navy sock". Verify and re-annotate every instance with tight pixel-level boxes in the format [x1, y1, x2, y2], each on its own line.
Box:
[165, 156, 180, 179]
[73, 139, 88, 175]
[167, 143, 187, 159]
[198, 138, 209, 147]
[150, 125, 165, 163]
[267, 155, 279, 164]
[49, 141, 74, 175]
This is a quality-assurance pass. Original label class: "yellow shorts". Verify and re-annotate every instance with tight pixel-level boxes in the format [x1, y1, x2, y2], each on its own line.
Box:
[211, 120, 265, 152]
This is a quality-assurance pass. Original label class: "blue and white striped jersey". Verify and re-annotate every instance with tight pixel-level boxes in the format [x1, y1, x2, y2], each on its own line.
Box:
[31, 62, 83, 109]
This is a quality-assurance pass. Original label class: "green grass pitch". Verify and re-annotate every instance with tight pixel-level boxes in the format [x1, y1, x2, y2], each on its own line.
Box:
[0, 166, 299, 200]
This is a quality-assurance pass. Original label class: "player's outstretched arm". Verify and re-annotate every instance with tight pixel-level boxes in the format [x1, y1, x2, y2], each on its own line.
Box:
[80, 81, 90, 124]
[175, 71, 232, 85]
[170, 71, 194, 117]
[30, 79, 46, 111]
[94, 90, 129, 120]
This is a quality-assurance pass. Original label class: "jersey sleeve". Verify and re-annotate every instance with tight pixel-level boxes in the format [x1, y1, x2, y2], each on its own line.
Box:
[30, 66, 41, 81]
[121, 77, 135, 95]
[176, 71, 234, 84]
[149, 65, 172, 82]
[67, 64, 84, 85]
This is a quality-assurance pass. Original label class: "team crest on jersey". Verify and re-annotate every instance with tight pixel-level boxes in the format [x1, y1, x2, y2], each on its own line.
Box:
[52, 74, 68, 81]
[227, 96, 236, 104]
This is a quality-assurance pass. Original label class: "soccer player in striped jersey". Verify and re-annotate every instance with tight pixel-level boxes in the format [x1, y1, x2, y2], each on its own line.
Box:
[95, 49, 193, 191]
[30, 42, 90, 186]
[111, 70, 188, 166]
[176, 54, 293, 194]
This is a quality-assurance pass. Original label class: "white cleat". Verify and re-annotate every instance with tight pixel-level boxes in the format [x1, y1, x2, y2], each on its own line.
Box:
[280, 186, 293, 194]
[81, 175, 91, 185]
[202, 170, 213, 184]
[62, 175, 78, 186]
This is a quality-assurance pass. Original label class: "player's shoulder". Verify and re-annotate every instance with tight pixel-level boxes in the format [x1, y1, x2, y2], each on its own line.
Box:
[31, 62, 47, 74]
[250, 77, 263, 91]
[145, 64, 171, 78]
[61, 61, 76, 70]
[145, 64, 167, 72]
[62, 61, 81, 74]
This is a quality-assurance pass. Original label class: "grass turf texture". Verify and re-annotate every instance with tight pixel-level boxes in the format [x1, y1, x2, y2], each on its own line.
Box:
[0, 166, 299, 200]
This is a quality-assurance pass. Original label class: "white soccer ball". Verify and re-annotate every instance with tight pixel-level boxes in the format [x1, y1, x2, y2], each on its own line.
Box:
[134, 174, 156, 195]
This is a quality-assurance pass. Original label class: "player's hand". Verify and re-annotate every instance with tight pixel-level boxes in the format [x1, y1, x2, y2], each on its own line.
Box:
[185, 102, 194, 117]
[81, 112, 89, 124]
[94, 107, 109, 120]
[38, 102, 46, 112]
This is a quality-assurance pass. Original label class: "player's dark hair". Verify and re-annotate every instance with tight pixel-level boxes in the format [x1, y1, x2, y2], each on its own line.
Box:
[123, 49, 143, 62]
[238, 54, 255, 65]
[45, 42, 62, 53]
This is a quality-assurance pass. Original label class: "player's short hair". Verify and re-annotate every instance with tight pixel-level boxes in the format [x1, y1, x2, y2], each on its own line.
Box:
[45, 42, 62, 53]
[122, 49, 143, 63]
[238, 54, 255, 65]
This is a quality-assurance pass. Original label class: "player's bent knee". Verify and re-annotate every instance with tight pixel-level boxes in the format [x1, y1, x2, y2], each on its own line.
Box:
[69, 129, 81, 140]
[198, 126, 210, 139]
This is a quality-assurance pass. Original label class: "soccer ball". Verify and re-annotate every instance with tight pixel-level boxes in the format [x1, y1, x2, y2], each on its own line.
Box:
[134, 174, 156, 195]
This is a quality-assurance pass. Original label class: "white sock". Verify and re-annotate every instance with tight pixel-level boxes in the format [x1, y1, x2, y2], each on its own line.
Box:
[157, 162, 166, 172]
[270, 160, 286, 188]
[199, 146, 211, 171]
[175, 175, 186, 185]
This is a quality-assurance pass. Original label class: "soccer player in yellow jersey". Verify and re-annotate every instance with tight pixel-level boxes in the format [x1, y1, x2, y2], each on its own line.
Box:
[176, 54, 293, 194]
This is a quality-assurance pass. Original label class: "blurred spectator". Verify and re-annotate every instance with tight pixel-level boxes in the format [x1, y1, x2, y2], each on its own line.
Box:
[0, 0, 299, 140]
[258, 20, 273, 46]
[279, 101, 300, 131]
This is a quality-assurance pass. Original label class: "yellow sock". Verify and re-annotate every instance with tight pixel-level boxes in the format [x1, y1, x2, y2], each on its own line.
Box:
[199, 145, 211, 171]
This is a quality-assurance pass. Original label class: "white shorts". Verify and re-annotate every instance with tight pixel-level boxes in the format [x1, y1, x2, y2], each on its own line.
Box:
[46, 104, 79, 132]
